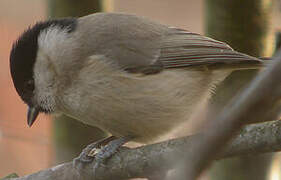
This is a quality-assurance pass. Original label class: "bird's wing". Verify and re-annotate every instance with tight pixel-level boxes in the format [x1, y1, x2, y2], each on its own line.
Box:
[123, 27, 262, 74]
[157, 28, 262, 70]
[83, 14, 262, 74]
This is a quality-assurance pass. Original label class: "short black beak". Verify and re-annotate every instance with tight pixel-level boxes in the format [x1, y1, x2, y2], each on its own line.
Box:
[27, 106, 39, 127]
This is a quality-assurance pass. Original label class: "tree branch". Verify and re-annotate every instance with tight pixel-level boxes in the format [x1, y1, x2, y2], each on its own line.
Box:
[6, 119, 281, 180]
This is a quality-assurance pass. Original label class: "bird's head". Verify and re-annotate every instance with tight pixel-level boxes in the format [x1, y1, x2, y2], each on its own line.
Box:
[10, 18, 77, 127]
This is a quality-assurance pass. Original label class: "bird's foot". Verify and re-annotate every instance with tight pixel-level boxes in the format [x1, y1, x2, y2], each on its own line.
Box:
[73, 136, 117, 165]
[73, 136, 131, 170]
[92, 136, 131, 170]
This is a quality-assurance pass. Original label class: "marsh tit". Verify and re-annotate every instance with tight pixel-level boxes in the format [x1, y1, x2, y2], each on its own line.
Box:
[10, 13, 267, 164]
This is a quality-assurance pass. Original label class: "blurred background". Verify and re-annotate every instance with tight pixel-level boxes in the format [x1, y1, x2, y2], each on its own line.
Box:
[0, 0, 281, 179]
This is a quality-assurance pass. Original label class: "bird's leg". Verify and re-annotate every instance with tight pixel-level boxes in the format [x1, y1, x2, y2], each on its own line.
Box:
[93, 136, 132, 169]
[73, 136, 132, 169]
[73, 136, 117, 164]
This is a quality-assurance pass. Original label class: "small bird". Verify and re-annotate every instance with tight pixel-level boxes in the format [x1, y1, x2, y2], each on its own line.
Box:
[10, 13, 268, 165]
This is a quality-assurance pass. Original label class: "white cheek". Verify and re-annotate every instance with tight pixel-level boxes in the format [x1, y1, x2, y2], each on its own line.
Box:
[33, 26, 72, 112]
[33, 49, 57, 112]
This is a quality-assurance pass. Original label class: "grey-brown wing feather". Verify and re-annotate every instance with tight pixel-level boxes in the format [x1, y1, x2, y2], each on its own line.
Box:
[84, 13, 261, 73]
[157, 28, 262, 70]
[122, 27, 262, 74]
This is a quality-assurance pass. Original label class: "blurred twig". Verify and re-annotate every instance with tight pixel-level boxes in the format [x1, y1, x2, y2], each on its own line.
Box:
[206, 1, 275, 178]
[7, 119, 281, 180]
[178, 49, 281, 179]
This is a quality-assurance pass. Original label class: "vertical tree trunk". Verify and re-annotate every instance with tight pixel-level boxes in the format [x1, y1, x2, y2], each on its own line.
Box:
[48, 0, 102, 18]
[48, 0, 107, 164]
[205, 0, 275, 179]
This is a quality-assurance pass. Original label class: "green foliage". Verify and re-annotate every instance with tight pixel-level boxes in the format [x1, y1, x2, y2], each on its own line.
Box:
[0, 173, 19, 180]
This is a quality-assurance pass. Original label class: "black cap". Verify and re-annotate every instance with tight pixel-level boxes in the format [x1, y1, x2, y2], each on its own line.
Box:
[10, 18, 77, 108]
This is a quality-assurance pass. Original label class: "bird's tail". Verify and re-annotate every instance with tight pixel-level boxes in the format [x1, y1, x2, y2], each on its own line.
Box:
[208, 57, 273, 71]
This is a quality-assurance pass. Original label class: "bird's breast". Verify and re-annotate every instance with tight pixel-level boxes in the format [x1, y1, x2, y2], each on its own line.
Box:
[57, 59, 218, 143]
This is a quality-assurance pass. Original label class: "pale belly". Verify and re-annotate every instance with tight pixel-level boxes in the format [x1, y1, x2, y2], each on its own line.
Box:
[59, 69, 227, 143]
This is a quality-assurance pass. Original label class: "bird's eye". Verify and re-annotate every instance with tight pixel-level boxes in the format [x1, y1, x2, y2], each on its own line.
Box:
[25, 79, 34, 89]
[27, 79, 33, 85]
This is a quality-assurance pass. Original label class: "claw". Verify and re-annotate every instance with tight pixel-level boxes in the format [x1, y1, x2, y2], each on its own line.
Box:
[73, 136, 131, 171]
[88, 147, 102, 157]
